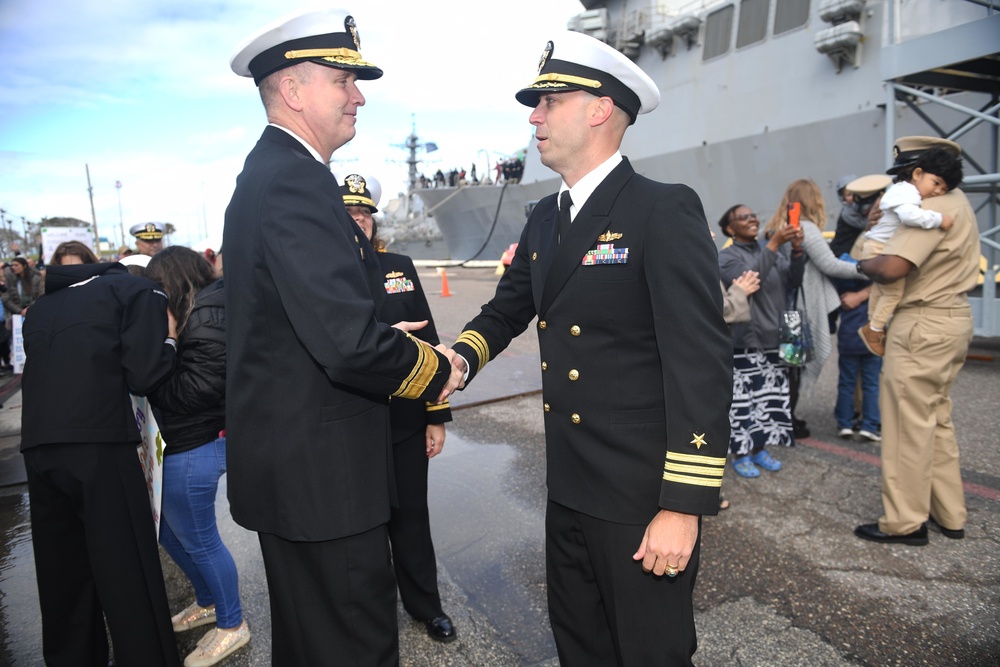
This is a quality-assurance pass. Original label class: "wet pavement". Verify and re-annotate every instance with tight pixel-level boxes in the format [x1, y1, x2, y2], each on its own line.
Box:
[1, 265, 998, 666]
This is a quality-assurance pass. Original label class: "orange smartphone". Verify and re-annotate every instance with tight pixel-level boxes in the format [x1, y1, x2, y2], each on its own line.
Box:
[788, 201, 801, 229]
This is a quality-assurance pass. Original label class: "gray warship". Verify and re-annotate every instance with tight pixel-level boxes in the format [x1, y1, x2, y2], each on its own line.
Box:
[414, 0, 1000, 334]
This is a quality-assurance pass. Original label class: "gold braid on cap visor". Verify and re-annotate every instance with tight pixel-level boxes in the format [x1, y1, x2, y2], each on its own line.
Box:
[526, 72, 603, 90]
[343, 195, 375, 208]
[284, 47, 379, 69]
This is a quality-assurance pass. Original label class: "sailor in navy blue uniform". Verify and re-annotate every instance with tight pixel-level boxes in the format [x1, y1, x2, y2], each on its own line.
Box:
[341, 173, 457, 643]
[449, 31, 732, 666]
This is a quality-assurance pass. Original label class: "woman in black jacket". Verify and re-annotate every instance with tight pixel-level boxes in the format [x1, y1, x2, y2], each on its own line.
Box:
[341, 174, 457, 643]
[146, 247, 250, 666]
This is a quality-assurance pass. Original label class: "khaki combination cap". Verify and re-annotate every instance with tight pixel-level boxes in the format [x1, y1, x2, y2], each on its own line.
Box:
[846, 174, 893, 197]
[888, 136, 962, 175]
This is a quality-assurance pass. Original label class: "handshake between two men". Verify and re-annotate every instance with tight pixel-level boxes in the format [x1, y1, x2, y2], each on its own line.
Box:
[392, 319, 468, 403]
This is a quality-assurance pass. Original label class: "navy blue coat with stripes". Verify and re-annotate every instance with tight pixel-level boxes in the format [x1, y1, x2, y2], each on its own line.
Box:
[452, 158, 732, 522]
[223, 126, 453, 542]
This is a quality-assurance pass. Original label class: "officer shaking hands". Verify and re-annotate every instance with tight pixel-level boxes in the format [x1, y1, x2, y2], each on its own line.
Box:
[447, 31, 732, 667]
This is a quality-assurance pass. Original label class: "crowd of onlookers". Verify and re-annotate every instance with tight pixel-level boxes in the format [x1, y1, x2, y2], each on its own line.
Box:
[714, 138, 969, 521]
[415, 157, 525, 189]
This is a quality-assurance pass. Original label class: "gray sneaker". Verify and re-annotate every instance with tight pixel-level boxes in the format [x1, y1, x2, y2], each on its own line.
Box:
[858, 429, 882, 442]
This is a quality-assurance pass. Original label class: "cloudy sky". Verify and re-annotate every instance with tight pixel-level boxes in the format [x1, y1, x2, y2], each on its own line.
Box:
[0, 0, 583, 249]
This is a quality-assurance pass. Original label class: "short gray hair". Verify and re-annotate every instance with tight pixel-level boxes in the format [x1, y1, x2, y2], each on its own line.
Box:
[259, 62, 314, 111]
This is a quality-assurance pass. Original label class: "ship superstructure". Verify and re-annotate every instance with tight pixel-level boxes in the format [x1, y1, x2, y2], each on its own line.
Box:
[417, 0, 999, 333]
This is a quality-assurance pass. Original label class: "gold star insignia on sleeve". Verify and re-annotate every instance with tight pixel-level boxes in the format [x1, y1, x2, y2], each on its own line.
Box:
[690, 433, 707, 449]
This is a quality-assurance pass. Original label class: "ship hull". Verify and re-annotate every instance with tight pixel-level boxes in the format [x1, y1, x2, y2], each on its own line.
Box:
[417, 98, 989, 257]
[416, 180, 556, 262]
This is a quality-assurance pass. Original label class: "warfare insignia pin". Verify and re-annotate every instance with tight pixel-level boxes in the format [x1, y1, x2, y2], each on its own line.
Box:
[538, 41, 553, 74]
[385, 271, 404, 279]
[597, 231, 622, 243]
[690, 433, 707, 449]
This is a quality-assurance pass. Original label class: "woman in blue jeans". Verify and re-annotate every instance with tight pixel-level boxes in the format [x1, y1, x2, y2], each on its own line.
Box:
[147, 247, 249, 667]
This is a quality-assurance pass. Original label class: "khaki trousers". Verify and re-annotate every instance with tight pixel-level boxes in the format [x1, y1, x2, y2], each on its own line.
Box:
[878, 306, 972, 534]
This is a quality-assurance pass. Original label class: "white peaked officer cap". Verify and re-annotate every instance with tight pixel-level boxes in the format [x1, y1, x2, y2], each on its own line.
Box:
[515, 30, 660, 124]
[230, 8, 383, 85]
[365, 175, 382, 209]
[130, 222, 165, 240]
[118, 254, 152, 269]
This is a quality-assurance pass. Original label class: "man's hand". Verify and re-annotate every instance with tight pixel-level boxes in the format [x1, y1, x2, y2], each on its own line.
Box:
[393, 320, 428, 333]
[632, 509, 699, 577]
[435, 345, 466, 403]
[425, 423, 446, 459]
[840, 287, 870, 310]
[867, 200, 883, 227]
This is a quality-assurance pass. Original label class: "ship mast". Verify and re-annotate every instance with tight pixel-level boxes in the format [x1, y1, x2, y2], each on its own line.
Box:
[405, 122, 420, 195]
[394, 114, 438, 219]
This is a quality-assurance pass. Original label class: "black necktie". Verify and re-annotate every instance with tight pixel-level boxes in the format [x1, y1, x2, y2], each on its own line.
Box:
[559, 190, 573, 243]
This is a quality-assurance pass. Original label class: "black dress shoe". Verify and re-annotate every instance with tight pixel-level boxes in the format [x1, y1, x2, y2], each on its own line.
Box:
[854, 522, 928, 546]
[927, 518, 965, 539]
[425, 614, 457, 643]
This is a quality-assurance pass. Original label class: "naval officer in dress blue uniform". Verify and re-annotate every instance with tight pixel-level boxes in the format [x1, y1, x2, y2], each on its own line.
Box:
[340, 173, 457, 643]
[224, 9, 462, 665]
[448, 31, 732, 666]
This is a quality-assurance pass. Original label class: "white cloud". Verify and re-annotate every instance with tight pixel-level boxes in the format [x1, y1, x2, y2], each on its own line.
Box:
[0, 0, 584, 250]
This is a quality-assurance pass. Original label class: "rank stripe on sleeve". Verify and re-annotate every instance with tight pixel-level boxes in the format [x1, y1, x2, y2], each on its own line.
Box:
[663, 451, 727, 487]
[455, 330, 489, 373]
[392, 334, 440, 399]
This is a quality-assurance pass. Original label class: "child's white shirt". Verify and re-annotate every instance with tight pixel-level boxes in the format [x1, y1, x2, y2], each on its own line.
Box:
[865, 181, 944, 243]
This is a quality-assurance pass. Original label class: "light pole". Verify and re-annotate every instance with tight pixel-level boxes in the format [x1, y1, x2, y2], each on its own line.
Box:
[477, 149, 491, 185]
[115, 180, 125, 249]
[86, 164, 100, 253]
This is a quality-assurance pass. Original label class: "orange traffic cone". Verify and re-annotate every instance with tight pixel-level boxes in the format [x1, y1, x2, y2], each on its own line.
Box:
[437, 267, 453, 297]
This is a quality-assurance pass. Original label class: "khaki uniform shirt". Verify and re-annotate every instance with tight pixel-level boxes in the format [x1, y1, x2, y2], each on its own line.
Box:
[882, 188, 980, 309]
